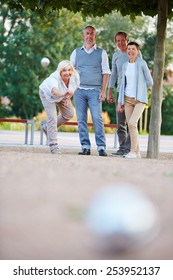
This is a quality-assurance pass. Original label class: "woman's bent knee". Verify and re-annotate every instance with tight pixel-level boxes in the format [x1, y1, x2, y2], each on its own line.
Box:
[67, 109, 74, 120]
[64, 110, 74, 120]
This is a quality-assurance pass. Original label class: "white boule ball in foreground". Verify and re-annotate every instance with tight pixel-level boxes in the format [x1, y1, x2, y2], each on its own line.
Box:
[41, 57, 50, 67]
[85, 184, 160, 252]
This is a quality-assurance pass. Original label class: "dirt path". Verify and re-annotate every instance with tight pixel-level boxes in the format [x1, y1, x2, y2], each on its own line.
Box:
[0, 147, 173, 260]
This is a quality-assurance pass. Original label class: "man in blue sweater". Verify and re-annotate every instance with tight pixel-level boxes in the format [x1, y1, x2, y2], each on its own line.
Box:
[70, 26, 111, 156]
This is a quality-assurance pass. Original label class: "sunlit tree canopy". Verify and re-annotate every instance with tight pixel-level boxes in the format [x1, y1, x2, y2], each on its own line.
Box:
[2, 0, 173, 19]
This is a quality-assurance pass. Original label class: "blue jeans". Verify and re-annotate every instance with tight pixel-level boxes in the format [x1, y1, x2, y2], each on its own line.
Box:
[74, 88, 106, 151]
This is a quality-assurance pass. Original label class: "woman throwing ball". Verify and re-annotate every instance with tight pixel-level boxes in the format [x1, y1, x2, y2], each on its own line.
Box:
[39, 60, 80, 154]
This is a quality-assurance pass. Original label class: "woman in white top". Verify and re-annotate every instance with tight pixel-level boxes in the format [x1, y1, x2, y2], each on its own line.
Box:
[117, 42, 153, 159]
[39, 60, 80, 154]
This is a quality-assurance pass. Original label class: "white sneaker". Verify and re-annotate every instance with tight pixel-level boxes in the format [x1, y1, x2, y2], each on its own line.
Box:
[50, 144, 61, 154]
[124, 152, 140, 159]
[51, 148, 61, 154]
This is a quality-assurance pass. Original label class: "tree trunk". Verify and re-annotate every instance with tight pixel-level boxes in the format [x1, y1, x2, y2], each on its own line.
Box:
[147, 0, 167, 159]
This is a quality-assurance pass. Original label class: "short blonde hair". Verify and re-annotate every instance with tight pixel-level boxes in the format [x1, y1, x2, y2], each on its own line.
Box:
[57, 60, 76, 78]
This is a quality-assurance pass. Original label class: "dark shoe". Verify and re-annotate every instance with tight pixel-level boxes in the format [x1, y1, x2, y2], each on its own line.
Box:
[78, 148, 91, 155]
[99, 149, 107, 157]
[112, 149, 125, 156]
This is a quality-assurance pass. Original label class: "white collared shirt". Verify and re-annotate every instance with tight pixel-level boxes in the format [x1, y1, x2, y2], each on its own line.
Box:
[39, 70, 80, 103]
[70, 44, 111, 76]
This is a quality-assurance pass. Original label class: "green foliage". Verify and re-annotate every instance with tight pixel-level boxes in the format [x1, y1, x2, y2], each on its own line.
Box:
[0, 103, 12, 118]
[103, 100, 116, 124]
[3, 0, 173, 19]
[1, 3, 173, 136]
[140, 32, 156, 69]
[0, 120, 26, 130]
[141, 25, 173, 71]
[0, 5, 42, 118]
[0, 5, 155, 120]
[161, 85, 173, 135]
[0, 5, 84, 118]
[165, 20, 173, 69]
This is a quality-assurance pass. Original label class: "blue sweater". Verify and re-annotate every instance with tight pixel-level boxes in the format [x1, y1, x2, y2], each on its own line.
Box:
[118, 57, 153, 105]
[75, 47, 103, 89]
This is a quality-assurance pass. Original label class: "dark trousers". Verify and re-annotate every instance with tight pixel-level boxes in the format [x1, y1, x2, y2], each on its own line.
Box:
[116, 92, 130, 151]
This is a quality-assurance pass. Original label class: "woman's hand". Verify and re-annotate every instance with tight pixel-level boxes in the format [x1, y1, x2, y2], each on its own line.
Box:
[64, 92, 73, 99]
[64, 91, 73, 107]
[64, 98, 70, 107]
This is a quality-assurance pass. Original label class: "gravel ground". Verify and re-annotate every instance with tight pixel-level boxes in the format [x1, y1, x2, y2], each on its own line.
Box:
[0, 146, 173, 260]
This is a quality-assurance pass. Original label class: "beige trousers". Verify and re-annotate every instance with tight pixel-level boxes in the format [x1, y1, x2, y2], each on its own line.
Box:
[124, 96, 145, 154]
[39, 90, 74, 146]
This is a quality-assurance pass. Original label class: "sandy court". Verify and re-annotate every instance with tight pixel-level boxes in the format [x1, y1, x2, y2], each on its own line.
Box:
[0, 144, 173, 260]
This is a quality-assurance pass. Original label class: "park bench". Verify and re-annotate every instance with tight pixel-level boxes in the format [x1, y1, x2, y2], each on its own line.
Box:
[40, 120, 118, 148]
[0, 118, 34, 145]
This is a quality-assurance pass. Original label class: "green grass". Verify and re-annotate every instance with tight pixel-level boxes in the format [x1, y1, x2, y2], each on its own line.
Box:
[0, 122, 26, 131]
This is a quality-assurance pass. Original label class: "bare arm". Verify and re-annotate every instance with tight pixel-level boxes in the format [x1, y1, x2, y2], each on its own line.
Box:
[51, 87, 73, 100]
[99, 74, 110, 102]
[51, 87, 63, 98]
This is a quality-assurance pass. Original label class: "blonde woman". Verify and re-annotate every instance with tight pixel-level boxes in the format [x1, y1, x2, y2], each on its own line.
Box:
[39, 60, 80, 154]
